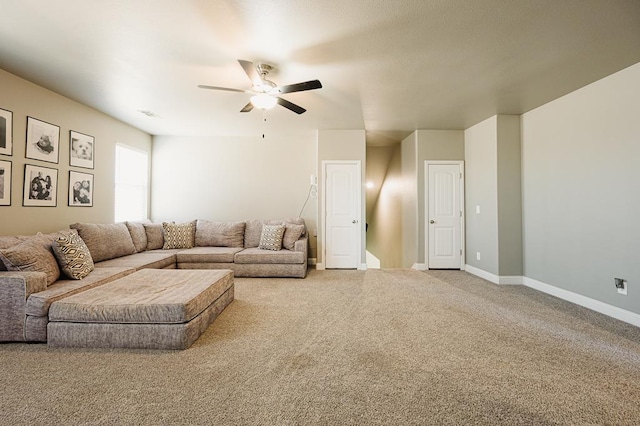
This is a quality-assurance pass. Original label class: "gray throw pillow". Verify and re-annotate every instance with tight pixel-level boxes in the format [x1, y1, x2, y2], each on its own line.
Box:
[282, 223, 305, 251]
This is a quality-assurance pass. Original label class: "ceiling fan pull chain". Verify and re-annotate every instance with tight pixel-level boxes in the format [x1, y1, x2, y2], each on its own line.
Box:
[262, 109, 267, 139]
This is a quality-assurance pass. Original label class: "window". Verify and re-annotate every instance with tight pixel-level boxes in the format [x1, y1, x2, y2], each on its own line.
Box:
[114, 144, 148, 222]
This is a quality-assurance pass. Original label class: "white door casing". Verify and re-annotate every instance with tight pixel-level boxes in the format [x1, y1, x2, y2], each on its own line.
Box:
[323, 161, 361, 269]
[426, 162, 464, 269]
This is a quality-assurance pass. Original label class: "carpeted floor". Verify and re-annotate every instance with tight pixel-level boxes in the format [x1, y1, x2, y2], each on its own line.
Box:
[1, 269, 639, 425]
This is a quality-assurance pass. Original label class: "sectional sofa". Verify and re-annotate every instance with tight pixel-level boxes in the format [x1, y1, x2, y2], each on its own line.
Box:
[0, 218, 308, 343]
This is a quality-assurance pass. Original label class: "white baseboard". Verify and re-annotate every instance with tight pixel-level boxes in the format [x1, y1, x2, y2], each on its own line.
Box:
[464, 265, 523, 285]
[412, 263, 427, 271]
[358, 263, 367, 271]
[316, 263, 325, 270]
[499, 276, 524, 285]
[464, 264, 500, 284]
[307, 258, 317, 266]
[522, 277, 640, 328]
[464, 265, 640, 327]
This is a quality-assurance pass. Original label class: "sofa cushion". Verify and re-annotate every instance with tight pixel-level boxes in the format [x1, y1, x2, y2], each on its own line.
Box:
[94, 252, 176, 270]
[162, 221, 195, 249]
[25, 267, 134, 317]
[52, 231, 94, 280]
[176, 246, 244, 264]
[195, 220, 245, 248]
[143, 223, 164, 250]
[282, 223, 305, 250]
[70, 222, 136, 262]
[258, 224, 285, 251]
[126, 221, 149, 253]
[0, 233, 61, 285]
[234, 247, 305, 264]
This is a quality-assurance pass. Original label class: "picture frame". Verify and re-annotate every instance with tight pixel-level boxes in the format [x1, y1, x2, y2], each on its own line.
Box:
[69, 130, 95, 169]
[23, 164, 58, 207]
[25, 116, 60, 164]
[0, 160, 11, 206]
[0, 108, 12, 156]
[68, 170, 94, 207]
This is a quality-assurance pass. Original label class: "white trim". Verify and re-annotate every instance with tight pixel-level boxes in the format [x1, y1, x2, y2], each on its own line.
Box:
[499, 276, 524, 285]
[523, 277, 640, 328]
[464, 264, 500, 284]
[358, 263, 368, 271]
[425, 161, 465, 270]
[321, 160, 363, 270]
[412, 263, 427, 271]
[316, 263, 325, 271]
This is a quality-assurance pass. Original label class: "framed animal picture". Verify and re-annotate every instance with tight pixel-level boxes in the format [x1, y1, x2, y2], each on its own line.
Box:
[0, 159, 11, 206]
[23, 164, 58, 207]
[69, 130, 95, 169]
[0, 108, 12, 156]
[25, 117, 60, 164]
[68, 170, 94, 207]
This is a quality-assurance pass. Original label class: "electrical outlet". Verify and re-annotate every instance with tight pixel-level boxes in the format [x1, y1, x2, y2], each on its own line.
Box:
[615, 278, 627, 295]
[476, 252, 481, 261]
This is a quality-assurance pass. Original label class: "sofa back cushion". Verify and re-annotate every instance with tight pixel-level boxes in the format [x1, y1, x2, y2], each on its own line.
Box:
[143, 223, 164, 250]
[125, 221, 149, 252]
[0, 233, 61, 285]
[70, 222, 136, 263]
[196, 220, 245, 248]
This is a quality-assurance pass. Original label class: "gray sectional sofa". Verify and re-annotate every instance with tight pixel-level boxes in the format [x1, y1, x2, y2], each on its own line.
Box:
[0, 218, 308, 343]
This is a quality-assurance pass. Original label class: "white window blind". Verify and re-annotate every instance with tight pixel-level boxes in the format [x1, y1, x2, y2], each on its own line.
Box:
[114, 144, 148, 222]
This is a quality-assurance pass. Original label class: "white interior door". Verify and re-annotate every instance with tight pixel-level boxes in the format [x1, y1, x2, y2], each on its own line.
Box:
[428, 163, 463, 269]
[325, 162, 360, 269]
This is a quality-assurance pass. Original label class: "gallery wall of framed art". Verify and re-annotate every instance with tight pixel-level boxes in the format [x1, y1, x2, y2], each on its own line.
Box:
[0, 68, 152, 236]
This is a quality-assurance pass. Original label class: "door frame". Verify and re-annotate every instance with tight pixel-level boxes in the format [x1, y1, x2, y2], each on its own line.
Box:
[424, 160, 465, 270]
[319, 160, 364, 270]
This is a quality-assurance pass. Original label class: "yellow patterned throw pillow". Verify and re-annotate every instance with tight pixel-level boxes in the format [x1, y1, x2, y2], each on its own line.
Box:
[162, 221, 195, 249]
[52, 231, 94, 280]
[258, 224, 285, 251]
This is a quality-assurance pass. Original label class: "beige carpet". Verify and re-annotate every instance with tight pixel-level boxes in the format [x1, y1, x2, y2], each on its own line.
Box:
[1, 269, 639, 425]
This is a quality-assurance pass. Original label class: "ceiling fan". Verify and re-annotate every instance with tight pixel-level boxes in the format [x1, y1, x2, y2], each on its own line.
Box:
[198, 60, 322, 115]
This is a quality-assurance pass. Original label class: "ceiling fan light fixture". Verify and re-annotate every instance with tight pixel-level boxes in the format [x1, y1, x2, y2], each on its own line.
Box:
[250, 93, 277, 110]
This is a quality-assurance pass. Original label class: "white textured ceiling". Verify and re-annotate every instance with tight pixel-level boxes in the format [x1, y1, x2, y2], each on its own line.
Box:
[1, 0, 639, 144]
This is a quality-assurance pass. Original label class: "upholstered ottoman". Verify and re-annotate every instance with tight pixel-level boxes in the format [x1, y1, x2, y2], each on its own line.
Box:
[47, 269, 234, 350]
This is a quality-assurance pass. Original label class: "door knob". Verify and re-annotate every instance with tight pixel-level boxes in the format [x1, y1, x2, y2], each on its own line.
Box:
[352, 220, 358, 224]
[430, 220, 435, 224]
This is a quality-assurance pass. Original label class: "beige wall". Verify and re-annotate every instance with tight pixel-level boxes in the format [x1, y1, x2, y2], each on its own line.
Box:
[151, 132, 318, 255]
[0, 69, 152, 236]
[522, 62, 640, 314]
[316, 129, 366, 267]
[401, 133, 418, 268]
[366, 144, 403, 268]
[464, 117, 499, 275]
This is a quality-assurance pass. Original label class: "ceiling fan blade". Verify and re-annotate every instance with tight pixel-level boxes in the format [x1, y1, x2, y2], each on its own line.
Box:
[198, 85, 247, 93]
[240, 102, 254, 113]
[238, 59, 262, 86]
[277, 97, 306, 114]
[278, 80, 322, 94]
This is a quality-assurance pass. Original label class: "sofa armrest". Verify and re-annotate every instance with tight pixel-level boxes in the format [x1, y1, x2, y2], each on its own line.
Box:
[0, 271, 48, 341]
[293, 236, 308, 255]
